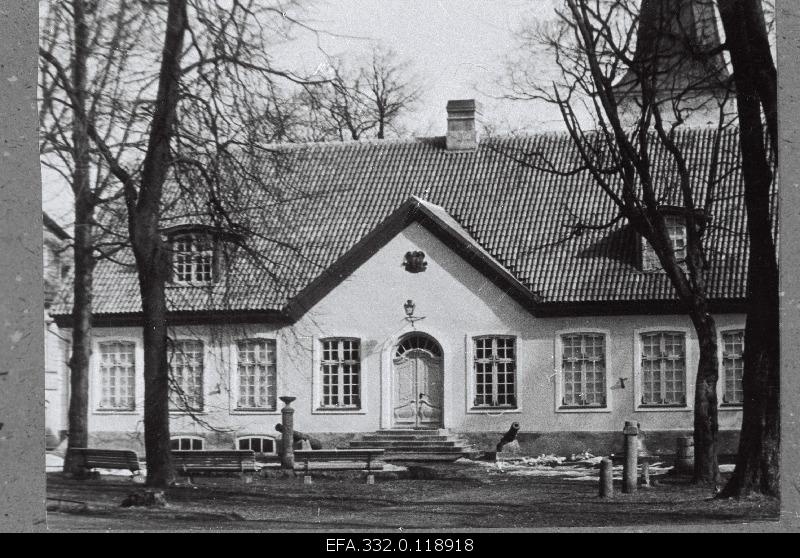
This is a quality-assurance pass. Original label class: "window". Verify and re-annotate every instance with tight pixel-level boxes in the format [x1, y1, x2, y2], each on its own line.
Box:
[665, 215, 687, 260]
[640, 332, 687, 407]
[642, 215, 687, 271]
[560, 333, 607, 408]
[172, 233, 214, 284]
[320, 338, 361, 409]
[721, 330, 744, 406]
[170, 436, 204, 450]
[236, 339, 277, 410]
[98, 341, 136, 410]
[168, 340, 204, 412]
[473, 336, 516, 408]
[237, 436, 276, 455]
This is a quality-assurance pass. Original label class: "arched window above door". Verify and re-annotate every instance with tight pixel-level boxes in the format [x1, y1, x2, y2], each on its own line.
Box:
[394, 334, 442, 360]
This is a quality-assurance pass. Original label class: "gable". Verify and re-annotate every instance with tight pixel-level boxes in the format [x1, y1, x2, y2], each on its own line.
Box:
[285, 197, 539, 320]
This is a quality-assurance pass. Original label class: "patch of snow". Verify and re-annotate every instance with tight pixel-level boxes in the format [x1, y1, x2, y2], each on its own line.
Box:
[46, 453, 63, 472]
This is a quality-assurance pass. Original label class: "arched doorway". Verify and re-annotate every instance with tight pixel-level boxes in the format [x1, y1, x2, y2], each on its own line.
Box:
[392, 333, 444, 428]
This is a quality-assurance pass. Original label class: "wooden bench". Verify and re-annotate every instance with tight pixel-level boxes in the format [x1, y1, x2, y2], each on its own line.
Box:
[171, 450, 259, 483]
[68, 448, 142, 478]
[293, 449, 385, 484]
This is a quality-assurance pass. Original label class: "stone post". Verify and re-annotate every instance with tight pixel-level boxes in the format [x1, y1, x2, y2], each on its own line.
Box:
[599, 457, 613, 498]
[622, 421, 639, 494]
[280, 396, 296, 470]
[641, 461, 651, 488]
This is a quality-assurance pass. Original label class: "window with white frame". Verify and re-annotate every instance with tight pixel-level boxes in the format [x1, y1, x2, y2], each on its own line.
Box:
[98, 341, 136, 410]
[168, 340, 204, 412]
[721, 330, 744, 406]
[560, 333, 607, 408]
[640, 331, 687, 407]
[172, 233, 214, 284]
[473, 336, 516, 408]
[236, 339, 277, 410]
[320, 338, 361, 409]
[642, 215, 687, 271]
[237, 436, 276, 455]
[170, 436, 204, 450]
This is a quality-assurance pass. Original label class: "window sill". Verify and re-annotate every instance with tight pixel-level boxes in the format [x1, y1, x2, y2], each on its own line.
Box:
[467, 407, 521, 415]
[635, 405, 691, 412]
[312, 408, 366, 415]
[557, 406, 611, 414]
[93, 409, 138, 415]
[230, 408, 280, 415]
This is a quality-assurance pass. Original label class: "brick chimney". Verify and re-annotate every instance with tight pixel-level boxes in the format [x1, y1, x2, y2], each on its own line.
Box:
[446, 99, 478, 151]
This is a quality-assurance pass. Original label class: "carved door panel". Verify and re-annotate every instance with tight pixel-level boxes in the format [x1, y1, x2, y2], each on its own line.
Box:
[392, 335, 443, 428]
[416, 353, 443, 427]
[392, 357, 417, 426]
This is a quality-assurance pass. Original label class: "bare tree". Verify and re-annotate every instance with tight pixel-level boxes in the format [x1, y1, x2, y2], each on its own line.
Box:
[39, 0, 161, 475]
[716, 0, 779, 498]
[498, 0, 745, 483]
[40, 0, 325, 488]
[300, 47, 419, 141]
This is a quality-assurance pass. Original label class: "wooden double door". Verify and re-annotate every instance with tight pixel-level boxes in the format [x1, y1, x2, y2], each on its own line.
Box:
[391, 334, 443, 428]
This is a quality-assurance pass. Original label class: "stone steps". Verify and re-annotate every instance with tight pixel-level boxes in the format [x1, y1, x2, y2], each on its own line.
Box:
[348, 429, 478, 461]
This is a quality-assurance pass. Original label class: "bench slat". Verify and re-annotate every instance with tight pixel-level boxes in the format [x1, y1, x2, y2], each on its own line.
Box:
[171, 450, 258, 475]
[69, 448, 141, 472]
[293, 449, 385, 473]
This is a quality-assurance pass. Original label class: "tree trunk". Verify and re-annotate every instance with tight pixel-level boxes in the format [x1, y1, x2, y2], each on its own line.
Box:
[691, 311, 720, 484]
[127, 0, 187, 488]
[63, 0, 93, 476]
[138, 270, 175, 487]
[717, 0, 780, 498]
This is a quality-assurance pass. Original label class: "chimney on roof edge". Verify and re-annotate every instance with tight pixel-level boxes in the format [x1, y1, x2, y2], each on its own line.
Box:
[446, 99, 478, 151]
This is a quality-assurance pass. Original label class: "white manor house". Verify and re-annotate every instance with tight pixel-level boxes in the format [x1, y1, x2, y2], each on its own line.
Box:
[45, 1, 767, 459]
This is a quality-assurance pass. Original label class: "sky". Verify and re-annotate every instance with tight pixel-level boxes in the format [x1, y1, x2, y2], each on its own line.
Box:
[275, 0, 564, 135]
[41, 0, 564, 225]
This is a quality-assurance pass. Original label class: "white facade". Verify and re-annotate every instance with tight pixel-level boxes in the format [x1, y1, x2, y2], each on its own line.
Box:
[74, 223, 744, 454]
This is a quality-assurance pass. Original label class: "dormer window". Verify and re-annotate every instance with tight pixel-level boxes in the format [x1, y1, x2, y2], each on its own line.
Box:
[163, 224, 243, 286]
[641, 215, 687, 272]
[172, 233, 215, 284]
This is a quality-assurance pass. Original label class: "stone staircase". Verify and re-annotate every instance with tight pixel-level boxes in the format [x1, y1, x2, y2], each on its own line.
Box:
[348, 429, 480, 461]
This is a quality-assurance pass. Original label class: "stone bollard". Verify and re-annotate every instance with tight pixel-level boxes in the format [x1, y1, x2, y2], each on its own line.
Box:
[622, 421, 639, 494]
[280, 396, 296, 470]
[599, 458, 613, 498]
[675, 436, 694, 474]
[366, 474, 375, 485]
[303, 474, 313, 485]
[641, 461, 651, 488]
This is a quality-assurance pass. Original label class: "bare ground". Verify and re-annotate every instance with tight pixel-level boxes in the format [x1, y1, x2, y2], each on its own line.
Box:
[45, 463, 779, 531]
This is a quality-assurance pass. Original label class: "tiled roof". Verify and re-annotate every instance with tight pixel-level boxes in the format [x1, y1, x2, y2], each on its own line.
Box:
[53, 126, 769, 318]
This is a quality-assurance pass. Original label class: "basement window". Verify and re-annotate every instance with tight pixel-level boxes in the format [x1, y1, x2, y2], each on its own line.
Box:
[170, 436, 205, 450]
[237, 436, 277, 456]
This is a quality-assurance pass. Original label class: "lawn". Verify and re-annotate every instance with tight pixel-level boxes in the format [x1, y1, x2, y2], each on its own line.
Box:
[45, 460, 780, 531]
